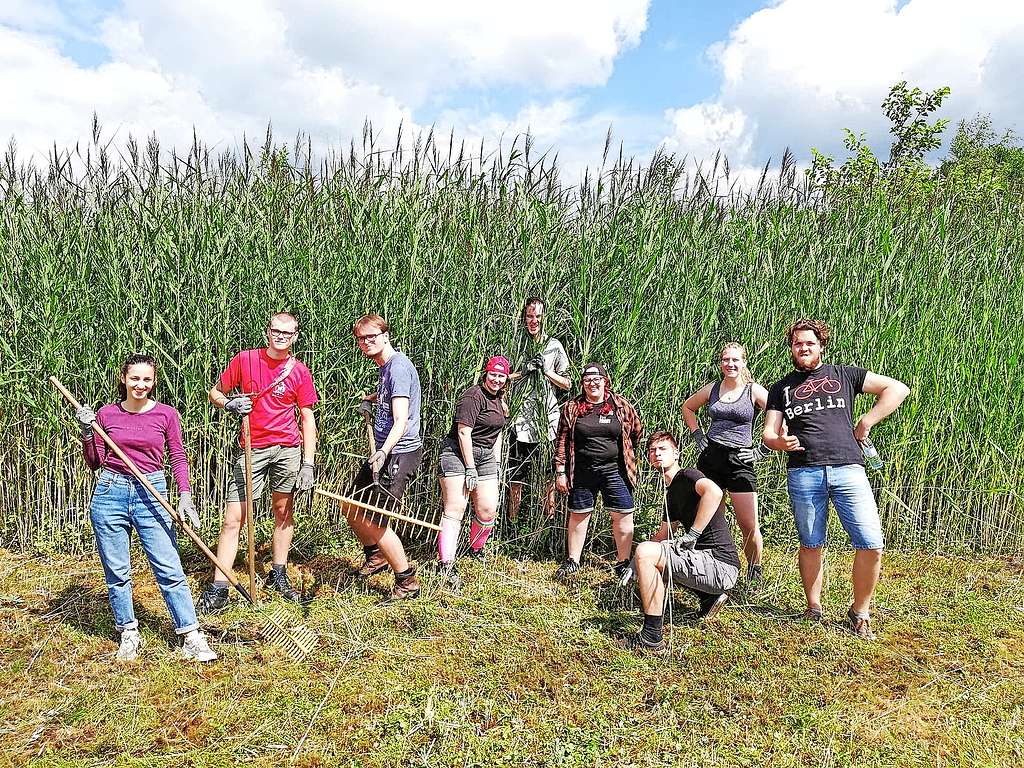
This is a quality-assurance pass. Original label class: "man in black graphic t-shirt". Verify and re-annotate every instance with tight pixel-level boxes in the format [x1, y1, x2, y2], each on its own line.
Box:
[764, 319, 909, 639]
[621, 431, 739, 653]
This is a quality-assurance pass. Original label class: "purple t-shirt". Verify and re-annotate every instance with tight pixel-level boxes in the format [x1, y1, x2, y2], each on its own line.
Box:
[82, 402, 191, 493]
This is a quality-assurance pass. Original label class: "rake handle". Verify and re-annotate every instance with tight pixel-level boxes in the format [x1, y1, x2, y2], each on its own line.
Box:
[49, 376, 253, 605]
[242, 414, 256, 599]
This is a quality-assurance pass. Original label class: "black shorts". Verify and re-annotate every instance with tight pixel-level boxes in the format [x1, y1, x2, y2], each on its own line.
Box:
[697, 440, 757, 493]
[508, 440, 545, 486]
[350, 446, 424, 517]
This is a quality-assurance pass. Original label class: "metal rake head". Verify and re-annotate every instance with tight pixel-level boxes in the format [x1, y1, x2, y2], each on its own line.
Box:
[260, 607, 319, 661]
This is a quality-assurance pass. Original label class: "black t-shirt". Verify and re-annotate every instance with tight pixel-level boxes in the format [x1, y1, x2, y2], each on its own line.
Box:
[449, 384, 507, 449]
[665, 468, 740, 568]
[574, 406, 621, 466]
[766, 364, 867, 468]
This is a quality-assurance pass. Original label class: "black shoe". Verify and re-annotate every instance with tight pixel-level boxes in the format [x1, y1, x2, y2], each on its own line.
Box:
[747, 563, 763, 583]
[697, 591, 729, 621]
[466, 547, 485, 562]
[265, 568, 302, 603]
[613, 559, 631, 579]
[554, 558, 580, 581]
[620, 631, 667, 655]
[438, 561, 462, 591]
[198, 584, 229, 614]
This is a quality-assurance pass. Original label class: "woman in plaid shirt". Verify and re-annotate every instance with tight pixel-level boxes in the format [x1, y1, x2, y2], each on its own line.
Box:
[553, 363, 643, 581]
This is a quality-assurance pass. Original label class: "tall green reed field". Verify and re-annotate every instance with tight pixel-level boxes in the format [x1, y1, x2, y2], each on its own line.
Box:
[2, 125, 1022, 554]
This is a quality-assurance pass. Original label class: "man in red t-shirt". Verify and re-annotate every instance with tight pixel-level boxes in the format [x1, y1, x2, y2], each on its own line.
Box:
[199, 312, 319, 611]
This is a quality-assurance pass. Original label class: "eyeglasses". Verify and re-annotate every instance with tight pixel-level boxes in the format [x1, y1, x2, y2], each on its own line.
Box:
[269, 328, 297, 338]
[355, 332, 385, 344]
[582, 376, 604, 384]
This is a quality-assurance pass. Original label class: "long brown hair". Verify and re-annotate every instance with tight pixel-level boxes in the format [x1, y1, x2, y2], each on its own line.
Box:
[117, 353, 158, 400]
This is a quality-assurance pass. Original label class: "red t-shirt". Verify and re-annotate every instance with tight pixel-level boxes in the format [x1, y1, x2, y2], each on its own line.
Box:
[219, 349, 318, 449]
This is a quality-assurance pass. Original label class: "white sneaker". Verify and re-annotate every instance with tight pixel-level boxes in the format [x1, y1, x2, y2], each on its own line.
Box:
[181, 630, 218, 662]
[116, 629, 143, 661]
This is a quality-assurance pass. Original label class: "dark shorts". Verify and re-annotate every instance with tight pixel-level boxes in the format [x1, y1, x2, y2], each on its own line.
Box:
[437, 436, 499, 479]
[351, 447, 424, 519]
[508, 440, 545, 485]
[568, 462, 634, 515]
[697, 440, 757, 493]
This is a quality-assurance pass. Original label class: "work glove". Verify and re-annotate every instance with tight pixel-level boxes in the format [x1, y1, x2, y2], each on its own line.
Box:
[293, 461, 315, 493]
[673, 526, 701, 553]
[618, 557, 637, 587]
[737, 442, 769, 465]
[522, 354, 544, 375]
[224, 395, 252, 416]
[75, 405, 97, 435]
[369, 450, 387, 477]
[177, 492, 201, 529]
[464, 466, 479, 493]
[690, 428, 708, 454]
[357, 399, 374, 419]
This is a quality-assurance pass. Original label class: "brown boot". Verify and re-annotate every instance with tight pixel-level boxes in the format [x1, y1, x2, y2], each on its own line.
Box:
[389, 566, 420, 601]
[357, 545, 391, 577]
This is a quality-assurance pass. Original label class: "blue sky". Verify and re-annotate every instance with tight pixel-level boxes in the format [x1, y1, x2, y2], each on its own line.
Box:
[2, 1, 1022, 182]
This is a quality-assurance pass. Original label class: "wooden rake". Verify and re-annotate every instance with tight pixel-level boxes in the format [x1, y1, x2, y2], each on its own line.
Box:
[50, 376, 318, 662]
[313, 407, 440, 538]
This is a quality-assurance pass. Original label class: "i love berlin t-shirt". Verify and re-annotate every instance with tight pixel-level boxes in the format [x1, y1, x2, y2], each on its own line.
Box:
[766, 364, 867, 468]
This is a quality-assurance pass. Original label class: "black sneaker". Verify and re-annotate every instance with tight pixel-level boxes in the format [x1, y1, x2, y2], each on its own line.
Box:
[466, 547, 485, 562]
[198, 584, 229, 614]
[554, 558, 580, 581]
[438, 561, 462, 591]
[697, 592, 729, 621]
[747, 563, 764, 583]
[620, 631, 667, 655]
[265, 568, 302, 603]
[613, 559, 631, 579]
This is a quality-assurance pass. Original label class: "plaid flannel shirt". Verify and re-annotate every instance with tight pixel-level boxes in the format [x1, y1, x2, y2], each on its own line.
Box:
[553, 391, 644, 490]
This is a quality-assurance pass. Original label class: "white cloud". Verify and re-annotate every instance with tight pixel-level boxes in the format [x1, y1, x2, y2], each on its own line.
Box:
[661, 0, 1024, 169]
[1, 0, 648, 169]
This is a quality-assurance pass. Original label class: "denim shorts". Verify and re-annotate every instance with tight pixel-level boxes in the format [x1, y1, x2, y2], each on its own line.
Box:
[787, 464, 884, 550]
[568, 462, 634, 515]
[437, 436, 499, 479]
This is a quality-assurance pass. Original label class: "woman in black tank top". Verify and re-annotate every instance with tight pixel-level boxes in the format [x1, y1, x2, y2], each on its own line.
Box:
[682, 342, 770, 582]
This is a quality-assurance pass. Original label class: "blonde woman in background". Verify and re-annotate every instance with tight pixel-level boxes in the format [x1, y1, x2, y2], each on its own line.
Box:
[682, 342, 770, 582]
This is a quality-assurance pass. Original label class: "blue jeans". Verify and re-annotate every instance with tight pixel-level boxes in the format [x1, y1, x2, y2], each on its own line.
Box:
[787, 464, 884, 550]
[90, 470, 200, 634]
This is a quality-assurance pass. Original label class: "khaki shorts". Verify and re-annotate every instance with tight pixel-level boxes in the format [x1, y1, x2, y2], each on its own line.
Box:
[226, 445, 302, 502]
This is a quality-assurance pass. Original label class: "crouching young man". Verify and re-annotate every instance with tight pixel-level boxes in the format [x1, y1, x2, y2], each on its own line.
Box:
[622, 431, 740, 653]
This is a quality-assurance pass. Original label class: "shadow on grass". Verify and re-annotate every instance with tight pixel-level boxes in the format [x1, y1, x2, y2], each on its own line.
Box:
[30, 583, 167, 642]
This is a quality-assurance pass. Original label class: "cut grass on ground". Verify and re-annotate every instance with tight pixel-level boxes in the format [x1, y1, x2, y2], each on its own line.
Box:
[1, 546, 1022, 767]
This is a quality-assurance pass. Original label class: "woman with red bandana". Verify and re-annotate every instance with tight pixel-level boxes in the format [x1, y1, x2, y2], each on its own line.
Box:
[435, 356, 511, 589]
[552, 363, 643, 581]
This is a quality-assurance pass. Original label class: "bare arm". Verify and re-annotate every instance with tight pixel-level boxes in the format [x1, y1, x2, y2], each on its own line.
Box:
[209, 384, 231, 409]
[692, 478, 724, 530]
[457, 423, 475, 468]
[544, 369, 571, 391]
[855, 372, 911, 440]
[682, 383, 713, 433]
[300, 406, 317, 464]
[378, 396, 410, 456]
[763, 409, 803, 453]
[751, 383, 769, 411]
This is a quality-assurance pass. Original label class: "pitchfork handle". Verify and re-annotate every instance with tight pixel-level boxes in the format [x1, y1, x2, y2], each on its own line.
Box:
[49, 376, 254, 605]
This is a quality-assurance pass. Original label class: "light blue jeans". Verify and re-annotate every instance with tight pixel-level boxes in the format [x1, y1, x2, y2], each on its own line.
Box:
[787, 464, 885, 550]
[90, 470, 200, 634]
